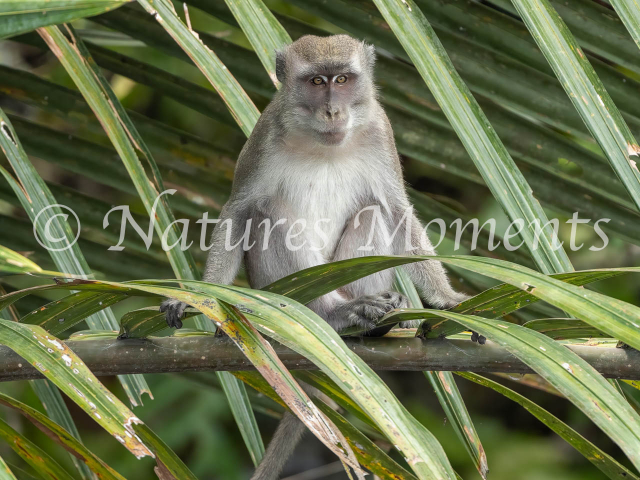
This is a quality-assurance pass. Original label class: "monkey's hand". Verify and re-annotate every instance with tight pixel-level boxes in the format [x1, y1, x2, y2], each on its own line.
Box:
[160, 299, 188, 329]
[334, 291, 408, 336]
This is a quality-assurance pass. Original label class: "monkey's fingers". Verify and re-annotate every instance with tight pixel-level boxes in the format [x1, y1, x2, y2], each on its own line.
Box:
[160, 299, 187, 329]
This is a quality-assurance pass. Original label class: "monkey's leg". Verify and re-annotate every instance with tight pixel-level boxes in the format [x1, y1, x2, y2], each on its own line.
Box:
[244, 211, 350, 325]
[329, 207, 408, 334]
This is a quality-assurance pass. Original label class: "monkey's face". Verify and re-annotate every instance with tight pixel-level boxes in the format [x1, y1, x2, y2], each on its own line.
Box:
[277, 35, 377, 147]
[287, 67, 376, 147]
[298, 71, 365, 146]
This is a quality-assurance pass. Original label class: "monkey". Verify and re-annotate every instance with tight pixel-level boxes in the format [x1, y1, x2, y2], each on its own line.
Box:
[161, 34, 468, 479]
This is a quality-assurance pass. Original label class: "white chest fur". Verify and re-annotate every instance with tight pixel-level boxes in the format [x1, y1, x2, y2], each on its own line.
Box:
[256, 138, 386, 257]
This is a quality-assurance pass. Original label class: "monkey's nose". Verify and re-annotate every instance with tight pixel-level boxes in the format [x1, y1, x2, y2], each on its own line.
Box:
[325, 106, 340, 119]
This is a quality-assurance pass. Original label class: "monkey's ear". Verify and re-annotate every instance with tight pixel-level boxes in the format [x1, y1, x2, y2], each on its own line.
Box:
[275, 49, 287, 83]
[364, 43, 376, 70]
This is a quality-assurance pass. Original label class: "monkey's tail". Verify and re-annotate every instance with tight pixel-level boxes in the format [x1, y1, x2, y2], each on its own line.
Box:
[251, 411, 306, 480]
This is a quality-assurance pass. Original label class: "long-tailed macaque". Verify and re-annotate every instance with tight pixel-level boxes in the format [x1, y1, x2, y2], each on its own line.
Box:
[162, 34, 467, 479]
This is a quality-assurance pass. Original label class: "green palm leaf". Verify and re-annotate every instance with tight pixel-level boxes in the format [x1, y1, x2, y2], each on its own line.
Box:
[511, 0, 640, 211]
[222, 0, 291, 87]
[395, 269, 487, 479]
[0, 392, 126, 480]
[0, 0, 127, 39]
[371, 0, 572, 274]
[610, 0, 640, 51]
[3, 278, 460, 479]
[0, 287, 94, 480]
[28, 380, 96, 480]
[0, 108, 150, 406]
[0, 416, 76, 480]
[0, 245, 42, 275]
[136, 0, 259, 136]
[0, 456, 16, 480]
[523, 318, 606, 339]
[0, 320, 155, 461]
[430, 256, 640, 350]
[456, 372, 639, 480]
[423, 312, 640, 470]
[234, 370, 419, 480]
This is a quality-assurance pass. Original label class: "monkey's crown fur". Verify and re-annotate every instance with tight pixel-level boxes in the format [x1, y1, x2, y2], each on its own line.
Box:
[275, 34, 376, 83]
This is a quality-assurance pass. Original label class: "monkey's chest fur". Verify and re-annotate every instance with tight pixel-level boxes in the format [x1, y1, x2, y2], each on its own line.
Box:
[253, 145, 387, 261]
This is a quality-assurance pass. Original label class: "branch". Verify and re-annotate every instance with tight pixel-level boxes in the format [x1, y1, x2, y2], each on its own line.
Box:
[1, 335, 638, 382]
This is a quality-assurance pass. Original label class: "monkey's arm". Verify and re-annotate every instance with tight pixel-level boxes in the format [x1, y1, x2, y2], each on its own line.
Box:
[201, 202, 246, 284]
[161, 201, 247, 328]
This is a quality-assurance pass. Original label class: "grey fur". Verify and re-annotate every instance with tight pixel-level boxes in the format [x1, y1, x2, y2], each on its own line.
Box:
[161, 34, 467, 479]
[252, 412, 306, 480]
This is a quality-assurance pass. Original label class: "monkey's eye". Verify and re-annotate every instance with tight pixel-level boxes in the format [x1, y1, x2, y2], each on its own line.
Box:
[311, 76, 325, 85]
[335, 75, 348, 84]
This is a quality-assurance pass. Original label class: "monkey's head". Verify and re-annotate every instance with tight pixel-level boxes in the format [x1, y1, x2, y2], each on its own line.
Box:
[275, 35, 377, 146]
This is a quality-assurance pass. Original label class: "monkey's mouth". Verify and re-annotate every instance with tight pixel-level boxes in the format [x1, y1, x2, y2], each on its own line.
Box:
[318, 130, 347, 145]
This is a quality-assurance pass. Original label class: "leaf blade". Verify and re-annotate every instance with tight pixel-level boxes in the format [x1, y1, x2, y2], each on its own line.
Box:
[0, 107, 150, 406]
[0, 391, 126, 480]
[136, 0, 260, 136]
[424, 312, 640, 470]
[37, 21, 263, 461]
[0, 320, 154, 459]
[28, 380, 97, 480]
[0, 319, 201, 479]
[428, 256, 640, 350]
[222, 0, 291, 88]
[141, 280, 458, 479]
[456, 372, 639, 480]
[0, 455, 17, 480]
[395, 268, 487, 479]
[511, 0, 640, 211]
[0, 0, 127, 39]
[234, 370, 418, 480]
[371, 0, 573, 274]
[0, 416, 76, 480]
[523, 318, 606, 340]
[610, 0, 640, 52]
[0, 244, 42, 274]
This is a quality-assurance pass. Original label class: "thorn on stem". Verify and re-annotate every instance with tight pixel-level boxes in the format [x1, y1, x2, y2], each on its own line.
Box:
[183, 3, 192, 31]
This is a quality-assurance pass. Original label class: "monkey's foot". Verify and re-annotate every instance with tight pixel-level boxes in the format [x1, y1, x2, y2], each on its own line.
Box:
[338, 291, 408, 336]
[160, 299, 188, 329]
